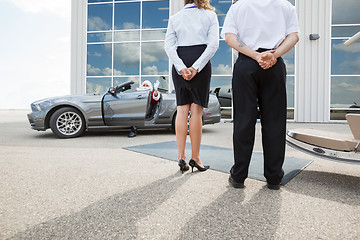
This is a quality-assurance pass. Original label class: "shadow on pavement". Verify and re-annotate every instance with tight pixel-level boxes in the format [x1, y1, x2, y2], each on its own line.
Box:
[8, 173, 190, 239]
[178, 187, 282, 239]
[287, 170, 360, 206]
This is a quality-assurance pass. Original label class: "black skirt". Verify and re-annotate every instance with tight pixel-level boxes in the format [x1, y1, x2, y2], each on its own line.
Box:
[172, 44, 211, 108]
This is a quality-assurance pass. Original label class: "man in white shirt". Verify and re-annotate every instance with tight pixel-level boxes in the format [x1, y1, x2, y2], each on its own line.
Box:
[221, 0, 299, 190]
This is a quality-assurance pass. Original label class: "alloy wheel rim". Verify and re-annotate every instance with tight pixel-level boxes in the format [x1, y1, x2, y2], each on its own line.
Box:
[56, 111, 82, 136]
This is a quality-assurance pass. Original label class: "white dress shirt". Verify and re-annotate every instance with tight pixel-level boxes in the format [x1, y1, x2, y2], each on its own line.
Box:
[164, 3, 219, 74]
[221, 0, 299, 53]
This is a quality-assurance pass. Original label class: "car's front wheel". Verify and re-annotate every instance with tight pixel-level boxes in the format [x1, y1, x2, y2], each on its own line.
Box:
[50, 107, 85, 138]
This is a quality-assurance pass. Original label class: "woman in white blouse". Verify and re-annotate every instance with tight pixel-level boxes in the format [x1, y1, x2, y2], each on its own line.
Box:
[164, 0, 219, 173]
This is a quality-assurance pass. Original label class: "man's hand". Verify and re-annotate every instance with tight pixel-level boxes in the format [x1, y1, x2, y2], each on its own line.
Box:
[256, 50, 277, 70]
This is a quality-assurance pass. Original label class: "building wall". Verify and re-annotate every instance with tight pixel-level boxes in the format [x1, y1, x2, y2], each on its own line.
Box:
[295, 0, 331, 122]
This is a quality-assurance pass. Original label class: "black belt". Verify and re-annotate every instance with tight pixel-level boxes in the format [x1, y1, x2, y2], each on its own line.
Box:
[256, 48, 274, 53]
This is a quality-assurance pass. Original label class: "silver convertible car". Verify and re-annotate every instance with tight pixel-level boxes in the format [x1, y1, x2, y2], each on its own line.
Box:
[27, 80, 221, 138]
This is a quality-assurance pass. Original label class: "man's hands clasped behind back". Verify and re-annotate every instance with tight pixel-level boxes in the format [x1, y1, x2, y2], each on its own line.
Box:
[256, 50, 277, 70]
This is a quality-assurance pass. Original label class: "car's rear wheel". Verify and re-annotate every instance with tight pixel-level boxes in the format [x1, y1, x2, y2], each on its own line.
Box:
[50, 107, 85, 138]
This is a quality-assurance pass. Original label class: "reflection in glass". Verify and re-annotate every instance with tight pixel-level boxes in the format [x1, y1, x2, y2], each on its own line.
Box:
[86, 77, 112, 94]
[331, 76, 360, 108]
[141, 42, 169, 75]
[114, 31, 140, 42]
[332, 0, 360, 24]
[141, 76, 169, 92]
[142, 1, 169, 29]
[142, 29, 166, 41]
[332, 26, 360, 38]
[330, 109, 360, 120]
[87, 32, 112, 43]
[88, 4, 112, 31]
[114, 76, 140, 92]
[87, 44, 112, 76]
[211, 0, 232, 27]
[210, 76, 232, 108]
[212, 40, 232, 75]
[282, 48, 295, 75]
[287, 0, 295, 6]
[286, 76, 294, 108]
[114, 43, 140, 75]
[114, 2, 140, 30]
[331, 39, 360, 75]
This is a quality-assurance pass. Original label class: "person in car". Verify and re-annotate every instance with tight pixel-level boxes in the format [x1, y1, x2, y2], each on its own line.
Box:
[128, 80, 160, 138]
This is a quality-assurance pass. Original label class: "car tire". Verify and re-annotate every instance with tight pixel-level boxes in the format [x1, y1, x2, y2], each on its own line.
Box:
[50, 107, 86, 138]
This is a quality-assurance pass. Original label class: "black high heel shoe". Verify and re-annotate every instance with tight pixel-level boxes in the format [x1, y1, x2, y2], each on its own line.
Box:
[189, 159, 209, 172]
[178, 159, 189, 173]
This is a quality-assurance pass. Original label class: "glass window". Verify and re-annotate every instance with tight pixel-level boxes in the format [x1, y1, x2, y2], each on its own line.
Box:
[114, 2, 140, 30]
[141, 42, 169, 75]
[211, 0, 232, 27]
[332, 0, 360, 24]
[212, 41, 232, 75]
[282, 48, 295, 75]
[286, 76, 295, 108]
[87, 32, 112, 43]
[114, 30, 140, 42]
[86, 77, 112, 94]
[87, 44, 112, 76]
[288, 0, 295, 6]
[114, 42, 140, 75]
[331, 76, 360, 108]
[142, 1, 169, 29]
[332, 26, 360, 38]
[114, 76, 140, 92]
[142, 29, 166, 41]
[331, 39, 360, 75]
[88, 4, 113, 31]
[141, 76, 169, 92]
[88, 0, 113, 3]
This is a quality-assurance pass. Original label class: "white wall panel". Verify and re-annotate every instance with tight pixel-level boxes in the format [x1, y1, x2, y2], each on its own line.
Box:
[70, 0, 87, 94]
[295, 0, 331, 122]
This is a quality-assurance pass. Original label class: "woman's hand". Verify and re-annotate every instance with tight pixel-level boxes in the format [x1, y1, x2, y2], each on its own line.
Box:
[180, 67, 198, 81]
[180, 68, 192, 80]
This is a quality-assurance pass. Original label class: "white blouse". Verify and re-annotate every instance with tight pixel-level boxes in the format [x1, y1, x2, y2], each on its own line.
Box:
[164, 3, 219, 74]
[221, 0, 299, 52]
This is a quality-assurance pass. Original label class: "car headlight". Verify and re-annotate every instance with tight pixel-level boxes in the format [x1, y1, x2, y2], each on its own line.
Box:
[34, 104, 42, 111]
[31, 101, 51, 112]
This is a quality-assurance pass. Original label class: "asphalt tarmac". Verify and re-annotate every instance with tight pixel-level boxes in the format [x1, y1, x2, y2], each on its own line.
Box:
[0, 110, 359, 239]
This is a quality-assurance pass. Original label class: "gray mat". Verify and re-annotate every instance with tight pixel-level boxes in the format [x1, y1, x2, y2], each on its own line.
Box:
[125, 141, 312, 185]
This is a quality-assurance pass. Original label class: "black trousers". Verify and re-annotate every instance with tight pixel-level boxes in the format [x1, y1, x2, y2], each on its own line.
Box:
[231, 51, 287, 185]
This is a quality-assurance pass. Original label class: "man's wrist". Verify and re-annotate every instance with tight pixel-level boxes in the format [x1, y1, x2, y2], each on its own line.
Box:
[273, 51, 280, 59]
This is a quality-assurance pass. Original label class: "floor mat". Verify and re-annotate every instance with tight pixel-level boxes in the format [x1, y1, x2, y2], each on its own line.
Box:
[124, 141, 312, 185]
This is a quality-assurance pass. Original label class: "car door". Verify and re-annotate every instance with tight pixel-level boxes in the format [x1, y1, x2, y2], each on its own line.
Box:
[102, 90, 149, 126]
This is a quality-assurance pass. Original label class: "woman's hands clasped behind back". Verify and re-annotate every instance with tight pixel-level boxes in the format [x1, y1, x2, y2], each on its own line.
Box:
[180, 67, 198, 81]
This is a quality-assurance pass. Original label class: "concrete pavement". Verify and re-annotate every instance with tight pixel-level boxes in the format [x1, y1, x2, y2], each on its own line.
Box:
[0, 110, 359, 239]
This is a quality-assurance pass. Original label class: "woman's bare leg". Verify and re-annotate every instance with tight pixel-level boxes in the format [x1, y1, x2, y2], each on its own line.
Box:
[189, 103, 204, 167]
[176, 105, 190, 160]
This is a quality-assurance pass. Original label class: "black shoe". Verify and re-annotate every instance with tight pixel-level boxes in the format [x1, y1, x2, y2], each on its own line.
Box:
[188, 159, 209, 172]
[178, 159, 189, 173]
[267, 183, 281, 190]
[128, 126, 137, 138]
[228, 176, 245, 188]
